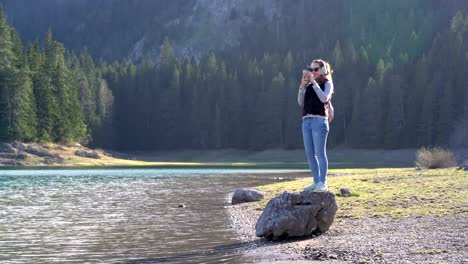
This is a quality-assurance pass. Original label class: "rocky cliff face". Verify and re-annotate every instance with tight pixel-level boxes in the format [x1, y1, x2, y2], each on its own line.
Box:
[129, 0, 281, 61]
[3, 0, 284, 62]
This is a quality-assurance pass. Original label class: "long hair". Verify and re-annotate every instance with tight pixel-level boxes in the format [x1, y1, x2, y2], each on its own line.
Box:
[312, 59, 333, 82]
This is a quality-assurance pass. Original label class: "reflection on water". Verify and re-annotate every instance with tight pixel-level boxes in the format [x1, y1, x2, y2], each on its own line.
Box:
[0, 168, 304, 263]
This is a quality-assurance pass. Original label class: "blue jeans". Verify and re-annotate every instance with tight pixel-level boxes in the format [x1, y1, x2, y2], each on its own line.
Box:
[302, 117, 329, 184]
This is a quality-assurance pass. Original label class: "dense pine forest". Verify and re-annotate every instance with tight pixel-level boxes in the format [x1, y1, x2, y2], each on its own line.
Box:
[0, 1, 467, 151]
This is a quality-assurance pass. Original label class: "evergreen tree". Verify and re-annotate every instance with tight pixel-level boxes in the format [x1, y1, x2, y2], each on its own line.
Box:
[331, 40, 344, 69]
[435, 79, 456, 146]
[0, 7, 16, 140]
[159, 36, 175, 71]
[10, 51, 38, 141]
[383, 75, 405, 147]
[1, 3, 466, 150]
[360, 77, 381, 147]
[418, 76, 439, 146]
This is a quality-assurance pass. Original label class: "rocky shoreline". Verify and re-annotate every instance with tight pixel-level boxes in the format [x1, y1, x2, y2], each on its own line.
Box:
[0, 141, 105, 166]
[226, 192, 468, 263]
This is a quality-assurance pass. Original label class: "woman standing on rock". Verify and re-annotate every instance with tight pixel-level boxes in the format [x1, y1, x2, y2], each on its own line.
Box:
[298, 59, 334, 192]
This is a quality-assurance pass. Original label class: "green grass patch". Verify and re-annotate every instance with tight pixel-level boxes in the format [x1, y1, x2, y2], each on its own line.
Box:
[255, 168, 468, 218]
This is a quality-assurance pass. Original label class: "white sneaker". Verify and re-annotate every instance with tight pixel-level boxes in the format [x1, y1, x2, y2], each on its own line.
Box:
[304, 182, 317, 191]
[314, 182, 328, 192]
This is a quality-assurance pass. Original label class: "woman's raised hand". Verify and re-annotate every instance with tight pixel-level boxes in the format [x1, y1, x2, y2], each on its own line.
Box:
[299, 71, 311, 91]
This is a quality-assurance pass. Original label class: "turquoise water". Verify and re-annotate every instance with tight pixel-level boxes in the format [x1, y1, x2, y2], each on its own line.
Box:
[0, 168, 305, 263]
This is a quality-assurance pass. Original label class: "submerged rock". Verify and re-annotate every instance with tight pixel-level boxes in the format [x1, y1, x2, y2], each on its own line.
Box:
[256, 191, 338, 240]
[231, 188, 265, 205]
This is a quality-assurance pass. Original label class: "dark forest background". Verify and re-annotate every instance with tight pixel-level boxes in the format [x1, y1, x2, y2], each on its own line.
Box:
[0, 0, 467, 151]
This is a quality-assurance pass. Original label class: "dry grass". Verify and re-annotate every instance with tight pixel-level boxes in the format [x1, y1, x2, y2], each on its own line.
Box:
[20, 143, 225, 167]
[415, 147, 457, 169]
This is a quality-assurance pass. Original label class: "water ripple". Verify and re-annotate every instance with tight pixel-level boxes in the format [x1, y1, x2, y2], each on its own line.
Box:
[0, 168, 302, 263]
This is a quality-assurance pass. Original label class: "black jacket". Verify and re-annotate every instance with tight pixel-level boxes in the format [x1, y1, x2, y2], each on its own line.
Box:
[302, 81, 327, 117]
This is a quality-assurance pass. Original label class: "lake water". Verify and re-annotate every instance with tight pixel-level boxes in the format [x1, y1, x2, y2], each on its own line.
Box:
[0, 168, 305, 263]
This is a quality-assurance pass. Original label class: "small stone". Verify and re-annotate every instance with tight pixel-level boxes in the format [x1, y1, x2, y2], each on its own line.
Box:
[56, 146, 67, 151]
[415, 166, 423, 171]
[340, 188, 352, 197]
[16, 153, 28, 160]
[231, 188, 265, 205]
[41, 143, 51, 149]
[178, 204, 185, 208]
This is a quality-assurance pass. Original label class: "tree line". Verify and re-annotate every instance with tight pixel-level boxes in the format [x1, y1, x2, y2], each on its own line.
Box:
[0, 3, 467, 150]
[0, 8, 111, 144]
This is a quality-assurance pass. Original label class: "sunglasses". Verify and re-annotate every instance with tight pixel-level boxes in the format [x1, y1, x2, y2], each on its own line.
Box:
[308, 67, 321, 72]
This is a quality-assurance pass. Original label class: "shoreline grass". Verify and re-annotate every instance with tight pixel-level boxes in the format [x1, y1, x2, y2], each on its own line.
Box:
[6, 143, 292, 168]
[254, 167, 468, 218]
[3, 143, 420, 168]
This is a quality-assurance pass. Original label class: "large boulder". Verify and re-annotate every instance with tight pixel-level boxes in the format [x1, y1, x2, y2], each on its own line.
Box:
[16, 153, 28, 160]
[0, 153, 18, 159]
[74, 150, 101, 159]
[231, 188, 265, 205]
[23, 144, 54, 157]
[43, 154, 64, 165]
[0, 159, 24, 166]
[0, 143, 17, 154]
[255, 191, 338, 241]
